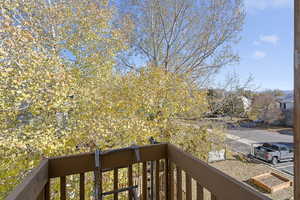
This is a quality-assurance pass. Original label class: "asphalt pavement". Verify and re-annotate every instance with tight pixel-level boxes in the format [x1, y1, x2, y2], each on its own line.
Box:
[225, 128, 294, 175]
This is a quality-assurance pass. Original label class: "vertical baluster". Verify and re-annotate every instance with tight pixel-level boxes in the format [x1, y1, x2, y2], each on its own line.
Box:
[196, 183, 204, 200]
[80, 173, 85, 200]
[211, 194, 217, 200]
[150, 161, 154, 200]
[99, 170, 103, 200]
[114, 169, 119, 200]
[94, 149, 102, 200]
[128, 165, 133, 200]
[60, 176, 66, 200]
[155, 160, 160, 200]
[165, 159, 169, 199]
[142, 162, 147, 200]
[168, 161, 174, 200]
[185, 173, 191, 200]
[138, 163, 141, 197]
[176, 167, 182, 200]
[99, 171, 103, 200]
[45, 180, 50, 200]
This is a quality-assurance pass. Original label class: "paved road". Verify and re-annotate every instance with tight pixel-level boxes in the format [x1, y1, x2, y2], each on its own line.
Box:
[228, 128, 293, 143]
[225, 128, 294, 175]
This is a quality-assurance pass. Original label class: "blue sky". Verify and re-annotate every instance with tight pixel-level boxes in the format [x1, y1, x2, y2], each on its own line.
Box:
[216, 0, 294, 91]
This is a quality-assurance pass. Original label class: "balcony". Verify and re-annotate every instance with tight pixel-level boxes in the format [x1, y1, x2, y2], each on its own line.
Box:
[6, 143, 271, 200]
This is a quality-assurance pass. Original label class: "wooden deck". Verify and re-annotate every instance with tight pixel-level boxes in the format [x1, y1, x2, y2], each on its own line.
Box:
[6, 143, 271, 200]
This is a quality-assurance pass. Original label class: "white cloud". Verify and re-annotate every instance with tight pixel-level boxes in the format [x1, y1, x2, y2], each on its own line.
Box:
[253, 51, 266, 60]
[259, 35, 280, 45]
[245, 0, 291, 10]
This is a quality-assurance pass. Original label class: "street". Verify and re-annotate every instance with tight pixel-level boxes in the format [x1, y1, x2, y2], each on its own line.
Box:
[226, 128, 294, 175]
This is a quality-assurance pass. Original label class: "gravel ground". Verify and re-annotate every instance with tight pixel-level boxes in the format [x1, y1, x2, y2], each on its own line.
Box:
[210, 159, 293, 200]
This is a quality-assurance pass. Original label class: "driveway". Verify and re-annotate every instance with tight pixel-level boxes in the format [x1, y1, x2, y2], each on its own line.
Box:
[225, 128, 294, 175]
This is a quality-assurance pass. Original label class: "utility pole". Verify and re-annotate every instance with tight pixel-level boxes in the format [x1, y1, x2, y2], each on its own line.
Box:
[294, 0, 300, 199]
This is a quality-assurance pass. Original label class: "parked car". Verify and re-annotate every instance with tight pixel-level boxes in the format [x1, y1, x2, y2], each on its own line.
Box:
[254, 143, 294, 165]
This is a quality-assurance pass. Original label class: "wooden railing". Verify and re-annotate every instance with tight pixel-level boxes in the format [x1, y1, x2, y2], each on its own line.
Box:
[6, 143, 271, 200]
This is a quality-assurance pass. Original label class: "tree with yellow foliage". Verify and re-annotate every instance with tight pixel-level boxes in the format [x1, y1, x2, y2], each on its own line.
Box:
[0, 0, 130, 197]
[0, 1, 216, 198]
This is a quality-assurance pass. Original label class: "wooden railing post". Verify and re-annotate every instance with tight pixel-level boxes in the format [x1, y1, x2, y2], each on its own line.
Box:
[176, 167, 182, 200]
[185, 173, 191, 200]
[128, 165, 133, 200]
[79, 174, 85, 200]
[155, 160, 160, 200]
[45, 181, 50, 200]
[60, 176, 66, 200]
[167, 160, 174, 200]
[295, 0, 300, 199]
[165, 159, 169, 199]
[196, 183, 204, 200]
[114, 169, 119, 200]
[142, 162, 147, 200]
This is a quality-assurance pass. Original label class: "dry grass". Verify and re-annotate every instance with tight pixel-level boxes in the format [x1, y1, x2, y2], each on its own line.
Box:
[210, 159, 293, 200]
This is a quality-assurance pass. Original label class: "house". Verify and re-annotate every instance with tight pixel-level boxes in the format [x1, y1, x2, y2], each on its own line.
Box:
[240, 96, 252, 112]
[278, 92, 294, 126]
[279, 92, 294, 111]
[280, 101, 294, 110]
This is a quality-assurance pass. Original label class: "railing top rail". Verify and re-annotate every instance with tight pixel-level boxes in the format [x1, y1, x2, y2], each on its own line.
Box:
[5, 159, 49, 200]
[49, 143, 167, 178]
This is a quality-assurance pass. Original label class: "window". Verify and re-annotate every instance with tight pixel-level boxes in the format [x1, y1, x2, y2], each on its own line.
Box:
[280, 146, 288, 151]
